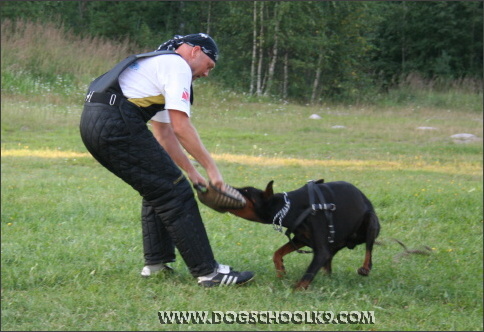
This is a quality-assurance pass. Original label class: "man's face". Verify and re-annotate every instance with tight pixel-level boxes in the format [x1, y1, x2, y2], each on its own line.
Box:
[188, 46, 216, 81]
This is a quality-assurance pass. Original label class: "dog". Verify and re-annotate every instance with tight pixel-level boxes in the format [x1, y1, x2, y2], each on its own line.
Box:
[227, 179, 380, 290]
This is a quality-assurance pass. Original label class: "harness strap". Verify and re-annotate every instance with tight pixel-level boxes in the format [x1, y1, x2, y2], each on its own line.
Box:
[284, 179, 337, 253]
[85, 92, 123, 106]
[85, 50, 194, 107]
[284, 209, 314, 253]
[284, 209, 312, 240]
[86, 50, 178, 94]
[310, 181, 336, 243]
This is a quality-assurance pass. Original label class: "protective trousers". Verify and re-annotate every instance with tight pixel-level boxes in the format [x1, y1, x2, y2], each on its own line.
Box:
[141, 198, 175, 265]
[80, 97, 217, 277]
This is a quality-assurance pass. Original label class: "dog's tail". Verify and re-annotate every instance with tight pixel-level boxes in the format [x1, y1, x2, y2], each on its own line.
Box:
[375, 238, 433, 262]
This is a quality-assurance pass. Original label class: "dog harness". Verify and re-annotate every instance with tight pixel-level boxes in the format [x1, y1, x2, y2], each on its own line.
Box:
[281, 180, 337, 252]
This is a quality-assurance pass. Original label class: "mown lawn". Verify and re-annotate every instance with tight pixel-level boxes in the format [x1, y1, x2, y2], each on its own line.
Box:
[1, 95, 482, 331]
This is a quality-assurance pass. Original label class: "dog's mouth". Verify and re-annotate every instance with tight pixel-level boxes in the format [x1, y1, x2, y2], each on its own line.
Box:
[226, 189, 262, 222]
[235, 188, 254, 203]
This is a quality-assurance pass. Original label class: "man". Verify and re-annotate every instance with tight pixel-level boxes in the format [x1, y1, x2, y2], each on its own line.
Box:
[80, 33, 254, 287]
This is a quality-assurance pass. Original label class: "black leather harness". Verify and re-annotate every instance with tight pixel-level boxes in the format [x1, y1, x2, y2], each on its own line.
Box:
[284, 180, 337, 253]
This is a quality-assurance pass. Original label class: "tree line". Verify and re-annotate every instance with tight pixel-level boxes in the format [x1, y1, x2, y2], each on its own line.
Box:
[1, 1, 482, 103]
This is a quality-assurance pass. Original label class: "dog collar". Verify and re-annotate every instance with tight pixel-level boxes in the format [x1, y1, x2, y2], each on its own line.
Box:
[272, 192, 290, 232]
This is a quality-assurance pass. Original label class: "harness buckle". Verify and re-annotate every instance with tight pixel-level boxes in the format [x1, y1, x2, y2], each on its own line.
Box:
[109, 94, 117, 106]
[312, 203, 336, 211]
[328, 225, 336, 243]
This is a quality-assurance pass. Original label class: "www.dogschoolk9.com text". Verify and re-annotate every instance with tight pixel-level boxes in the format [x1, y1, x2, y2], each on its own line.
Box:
[158, 310, 375, 325]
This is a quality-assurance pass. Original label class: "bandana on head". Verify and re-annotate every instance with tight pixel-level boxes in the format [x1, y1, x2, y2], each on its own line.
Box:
[157, 33, 219, 63]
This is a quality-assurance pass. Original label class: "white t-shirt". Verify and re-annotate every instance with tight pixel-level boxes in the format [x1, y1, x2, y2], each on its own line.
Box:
[118, 54, 192, 123]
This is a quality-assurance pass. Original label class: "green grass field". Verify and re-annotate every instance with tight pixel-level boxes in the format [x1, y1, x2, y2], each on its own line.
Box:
[1, 90, 482, 331]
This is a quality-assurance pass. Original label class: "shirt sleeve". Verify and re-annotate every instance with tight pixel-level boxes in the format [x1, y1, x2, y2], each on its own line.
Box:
[151, 110, 171, 123]
[152, 57, 192, 123]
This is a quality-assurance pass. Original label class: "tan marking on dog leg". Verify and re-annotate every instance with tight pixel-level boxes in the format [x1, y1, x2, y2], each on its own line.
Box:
[357, 250, 372, 276]
[273, 242, 304, 277]
[294, 280, 311, 290]
[322, 256, 333, 274]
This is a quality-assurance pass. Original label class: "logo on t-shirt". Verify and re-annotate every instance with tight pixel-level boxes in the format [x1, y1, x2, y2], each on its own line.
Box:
[181, 88, 190, 103]
[129, 62, 140, 70]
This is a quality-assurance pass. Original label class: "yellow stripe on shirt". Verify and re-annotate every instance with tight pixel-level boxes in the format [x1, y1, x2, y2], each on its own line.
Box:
[128, 95, 166, 108]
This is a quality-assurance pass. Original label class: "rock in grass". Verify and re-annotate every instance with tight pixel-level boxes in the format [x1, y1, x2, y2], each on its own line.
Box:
[451, 133, 477, 139]
[450, 133, 479, 143]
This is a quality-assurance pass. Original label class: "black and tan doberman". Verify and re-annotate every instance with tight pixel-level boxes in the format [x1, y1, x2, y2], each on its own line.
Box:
[228, 179, 381, 290]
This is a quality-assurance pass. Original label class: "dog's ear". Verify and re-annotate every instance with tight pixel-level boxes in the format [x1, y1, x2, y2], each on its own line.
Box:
[263, 180, 274, 199]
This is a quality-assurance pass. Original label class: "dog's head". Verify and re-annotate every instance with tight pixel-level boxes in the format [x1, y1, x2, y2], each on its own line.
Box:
[227, 181, 275, 223]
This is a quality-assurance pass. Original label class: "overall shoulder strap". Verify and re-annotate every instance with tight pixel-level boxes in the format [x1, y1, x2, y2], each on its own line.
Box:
[135, 50, 178, 59]
[87, 50, 179, 94]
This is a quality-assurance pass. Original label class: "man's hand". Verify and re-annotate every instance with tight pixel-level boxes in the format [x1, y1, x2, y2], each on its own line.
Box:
[187, 168, 208, 187]
[206, 170, 224, 190]
[194, 182, 246, 213]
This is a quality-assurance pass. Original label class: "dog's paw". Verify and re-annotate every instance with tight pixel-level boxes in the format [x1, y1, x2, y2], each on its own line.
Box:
[276, 269, 286, 278]
[357, 267, 370, 276]
[294, 280, 311, 290]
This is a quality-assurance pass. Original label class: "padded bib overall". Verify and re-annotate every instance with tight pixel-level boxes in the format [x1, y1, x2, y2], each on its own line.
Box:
[80, 51, 217, 277]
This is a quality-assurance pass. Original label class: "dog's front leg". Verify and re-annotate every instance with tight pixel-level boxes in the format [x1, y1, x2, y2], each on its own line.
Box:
[294, 218, 330, 290]
[273, 241, 304, 278]
[294, 248, 331, 290]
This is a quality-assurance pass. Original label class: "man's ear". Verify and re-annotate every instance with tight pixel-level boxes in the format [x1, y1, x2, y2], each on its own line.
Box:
[191, 45, 202, 58]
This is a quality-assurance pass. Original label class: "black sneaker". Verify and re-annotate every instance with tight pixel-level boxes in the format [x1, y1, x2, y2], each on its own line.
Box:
[198, 264, 254, 287]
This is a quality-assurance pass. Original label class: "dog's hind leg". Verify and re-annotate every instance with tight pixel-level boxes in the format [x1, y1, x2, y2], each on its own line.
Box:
[358, 250, 372, 276]
[273, 240, 305, 278]
[357, 211, 380, 276]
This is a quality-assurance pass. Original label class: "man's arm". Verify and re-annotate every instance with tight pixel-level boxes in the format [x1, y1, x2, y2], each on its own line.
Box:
[167, 109, 224, 188]
[150, 110, 223, 188]
[151, 119, 207, 186]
